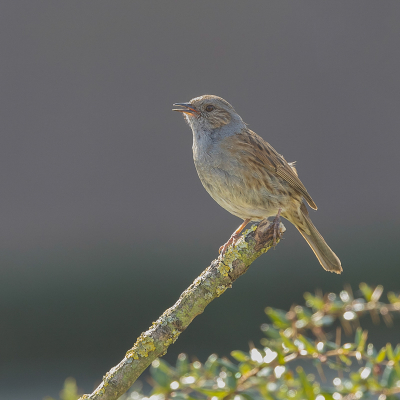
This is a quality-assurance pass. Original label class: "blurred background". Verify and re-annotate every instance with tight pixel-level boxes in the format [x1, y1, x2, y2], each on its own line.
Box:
[1, 1, 399, 399]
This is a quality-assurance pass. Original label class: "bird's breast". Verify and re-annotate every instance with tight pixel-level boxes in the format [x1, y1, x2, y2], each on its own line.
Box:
[194, 157, 288, 220]
[191, 130, 293, 220]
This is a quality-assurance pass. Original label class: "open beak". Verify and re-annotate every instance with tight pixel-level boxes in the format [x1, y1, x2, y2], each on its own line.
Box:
[172, 103, 199, 116]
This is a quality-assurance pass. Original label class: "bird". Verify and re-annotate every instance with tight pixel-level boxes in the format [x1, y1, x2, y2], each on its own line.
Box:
[173, 95, 342, 274]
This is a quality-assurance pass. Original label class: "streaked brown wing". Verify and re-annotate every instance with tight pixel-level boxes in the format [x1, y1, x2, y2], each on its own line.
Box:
[224, 129, 317, 210]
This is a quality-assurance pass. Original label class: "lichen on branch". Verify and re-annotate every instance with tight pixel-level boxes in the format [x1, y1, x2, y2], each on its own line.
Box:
[79, 219, 285, 400]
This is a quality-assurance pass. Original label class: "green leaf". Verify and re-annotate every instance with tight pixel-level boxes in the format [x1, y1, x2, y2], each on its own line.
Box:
[279, 331, 297, 352]
[304, 292, 324, 310]
[324, 341, 339, 350]
[381, 365, 396, 388]
[239, 362, 252, 375]
[295, 305, 313, 323]
[275, 348, 286, 365]
[157, 359, 174, 374]
[231, 350, 250, 362]
[375, 347, 386, 363]
[194, 387, 231, 398]
[225, 373, 237, 390]
[339, 354, 352, 366]
[387, 343, 395, 361]
[354, 327, 362, 346]
[265, 307, 290, 329]
[359, 282, 373, 301]
[176, 353, 189, 376]
[389, 345, 400, 378]
[355, 328, 368, 353]
[296, 366, 314, 400]
[327, 359, 347, 371]
[59, 378, 79, 400]
[387, 291, 400, 304]
[150, 365, 170, 388]
[260, 324, 281, 339]
[204, 354, 218, 374]
[394, 344, 400, 362]
[297, 334, 317, 354]
[218, 358, 239, 374]
[349, 371, 361, 383]
[329, 299, 347, 312]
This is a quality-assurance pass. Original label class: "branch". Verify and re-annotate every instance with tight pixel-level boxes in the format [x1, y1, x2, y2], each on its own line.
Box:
[79, 219, 286, 400]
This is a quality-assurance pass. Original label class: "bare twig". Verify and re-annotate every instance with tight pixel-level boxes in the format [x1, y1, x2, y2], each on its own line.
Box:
[79, 220, 286, 400]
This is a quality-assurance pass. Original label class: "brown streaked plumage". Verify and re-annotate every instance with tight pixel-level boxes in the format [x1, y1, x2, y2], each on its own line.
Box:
[173, 95, 342, 274]
[220, 129, 317, 210]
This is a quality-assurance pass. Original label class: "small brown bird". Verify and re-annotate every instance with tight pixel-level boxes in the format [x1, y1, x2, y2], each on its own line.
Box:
[173, 95, 342, 274]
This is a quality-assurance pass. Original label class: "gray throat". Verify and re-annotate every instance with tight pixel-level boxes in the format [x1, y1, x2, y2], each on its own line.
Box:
[192, 118, 246, 158]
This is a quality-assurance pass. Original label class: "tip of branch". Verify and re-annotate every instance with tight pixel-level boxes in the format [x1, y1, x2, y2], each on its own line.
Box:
[253, 220, 285, 252]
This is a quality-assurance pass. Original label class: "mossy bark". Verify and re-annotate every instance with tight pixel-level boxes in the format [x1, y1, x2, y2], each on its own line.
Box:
[79, 219, 285, 400]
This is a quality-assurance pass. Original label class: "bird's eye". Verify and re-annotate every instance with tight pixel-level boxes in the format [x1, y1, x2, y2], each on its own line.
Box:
[205, 105, 215, 112]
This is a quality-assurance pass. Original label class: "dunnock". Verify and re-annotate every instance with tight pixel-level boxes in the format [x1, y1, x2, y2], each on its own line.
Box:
[173, 95, 342, 274]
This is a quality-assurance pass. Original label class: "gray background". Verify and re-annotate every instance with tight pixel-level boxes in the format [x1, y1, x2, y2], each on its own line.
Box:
[1, 1, 399, 399]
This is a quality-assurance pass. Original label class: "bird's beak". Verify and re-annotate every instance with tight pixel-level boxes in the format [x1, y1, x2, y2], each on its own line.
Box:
[172, 103, 199, 116]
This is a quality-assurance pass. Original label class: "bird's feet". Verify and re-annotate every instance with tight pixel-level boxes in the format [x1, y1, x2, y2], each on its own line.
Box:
[272, 209, 282, 247]
[218, 218, 251, 259]
[219, 232, 241, 258]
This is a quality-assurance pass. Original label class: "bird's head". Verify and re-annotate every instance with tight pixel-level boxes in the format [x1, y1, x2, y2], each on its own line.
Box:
[173, 95, 243, 132]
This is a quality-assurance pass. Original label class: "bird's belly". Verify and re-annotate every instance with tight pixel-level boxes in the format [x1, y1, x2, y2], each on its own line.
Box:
[196, 166, 291, 221]
[209, 188, 286, 221]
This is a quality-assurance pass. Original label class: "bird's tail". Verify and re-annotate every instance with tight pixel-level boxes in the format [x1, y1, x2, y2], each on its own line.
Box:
[286, 203, 342, 274]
